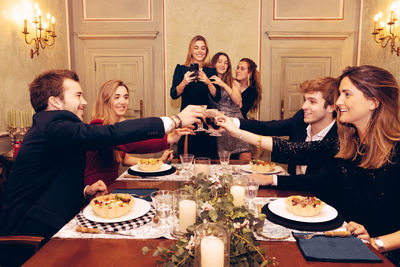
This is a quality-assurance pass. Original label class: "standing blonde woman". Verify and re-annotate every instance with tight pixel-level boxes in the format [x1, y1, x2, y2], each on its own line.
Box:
[217, 65, 400, 265]
[235, 58, 262, 119]
[170, 35, 221, 158]
[209, 52, 252, 160]
[85, 80, 189, 186]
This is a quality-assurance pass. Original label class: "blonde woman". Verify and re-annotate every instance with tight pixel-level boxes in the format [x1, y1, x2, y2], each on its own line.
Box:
[217, 65, 400, 265]
[170, 35, 221, 158]
[85, 80, 189, 186]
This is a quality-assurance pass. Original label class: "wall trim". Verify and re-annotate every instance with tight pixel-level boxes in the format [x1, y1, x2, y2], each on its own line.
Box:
[75, 31, 159, 40]
[266, 31, 351, 40]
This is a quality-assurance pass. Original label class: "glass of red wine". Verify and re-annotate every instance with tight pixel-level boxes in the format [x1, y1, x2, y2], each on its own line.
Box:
[205, 109, 222, 136]
[194, 105, 207, 132]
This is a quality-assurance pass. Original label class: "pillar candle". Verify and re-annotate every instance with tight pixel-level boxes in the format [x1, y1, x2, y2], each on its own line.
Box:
[230, 185, 245, 207]
[179, 199, 196, 232]
[194, 164, 210, 176]
[201, 236, 224, 267]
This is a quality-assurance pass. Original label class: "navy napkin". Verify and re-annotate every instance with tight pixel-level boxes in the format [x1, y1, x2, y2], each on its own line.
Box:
[112, 188, 157, 202]
[293, 232, 383, 263]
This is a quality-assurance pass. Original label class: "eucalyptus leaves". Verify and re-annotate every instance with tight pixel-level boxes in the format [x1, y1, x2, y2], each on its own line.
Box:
[143, 173, 276, 266]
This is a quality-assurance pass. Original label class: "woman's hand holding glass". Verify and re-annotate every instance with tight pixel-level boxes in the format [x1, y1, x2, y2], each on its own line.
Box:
[215, 115, 240, 136]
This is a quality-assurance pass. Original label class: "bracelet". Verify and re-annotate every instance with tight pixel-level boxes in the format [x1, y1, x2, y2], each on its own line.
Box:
[257, 135, 262, 156]
[174, 115, 183, 128]
[169, 116, 177, 129]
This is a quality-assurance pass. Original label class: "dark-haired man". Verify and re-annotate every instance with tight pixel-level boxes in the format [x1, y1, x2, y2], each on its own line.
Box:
[0, 69, 204, 240]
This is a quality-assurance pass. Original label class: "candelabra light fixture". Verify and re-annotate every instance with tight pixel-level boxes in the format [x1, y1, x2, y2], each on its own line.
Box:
[22, 3, 56, 58]
[372, 1, 400, 56]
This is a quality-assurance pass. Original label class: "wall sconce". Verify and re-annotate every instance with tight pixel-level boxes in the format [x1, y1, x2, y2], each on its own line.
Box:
[22, 3, 56, 58]
[372, 1, 400, 56]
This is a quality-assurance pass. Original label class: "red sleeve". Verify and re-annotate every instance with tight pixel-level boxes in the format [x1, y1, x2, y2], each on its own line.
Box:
[116, 134, 169, 154]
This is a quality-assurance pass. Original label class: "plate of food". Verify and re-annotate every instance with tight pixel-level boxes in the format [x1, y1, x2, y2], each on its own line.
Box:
[83, 193, 151, 223]
[130, 159, 171, 173]
[240, 160, 281, 174]
[268, 196, 338, 223]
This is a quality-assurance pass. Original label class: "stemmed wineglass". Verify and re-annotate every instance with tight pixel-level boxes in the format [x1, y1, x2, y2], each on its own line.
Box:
[205, 109, 222, 136]
[150, 190, 173, 229]
[218, 151, 231, 172]
[179, 154, 194, 176]
[194, 105, 207, 132]
[246, 178, 260, 213]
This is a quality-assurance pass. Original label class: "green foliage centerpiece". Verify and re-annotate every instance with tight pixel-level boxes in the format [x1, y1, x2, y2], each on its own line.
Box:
[143, 173, 276, 266]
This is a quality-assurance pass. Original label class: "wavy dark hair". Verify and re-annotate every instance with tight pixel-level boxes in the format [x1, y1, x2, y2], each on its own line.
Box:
[239, 58, 262, 112]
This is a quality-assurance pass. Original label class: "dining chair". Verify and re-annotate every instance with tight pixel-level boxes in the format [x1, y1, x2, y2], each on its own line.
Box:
[0, 236, 44, 267]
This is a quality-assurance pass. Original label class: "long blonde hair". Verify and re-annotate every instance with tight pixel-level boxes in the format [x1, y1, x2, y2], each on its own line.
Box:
[184, 35, 210, 67]
[239, 58, 262, 112]
[335, 65, 400, 169]
[92, 79, 129, 163]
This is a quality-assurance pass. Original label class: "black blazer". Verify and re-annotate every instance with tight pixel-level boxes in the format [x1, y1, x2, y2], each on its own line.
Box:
[0, 110, 165, 238]
[239, 109, 338, 175]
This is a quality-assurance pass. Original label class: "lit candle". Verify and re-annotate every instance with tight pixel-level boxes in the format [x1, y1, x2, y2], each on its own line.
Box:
[194, 164, 210, 176]
[19, 111, 24, 128]
[46, 13, 51, 26]
[8, 111, 11, 126]
[12, 110, 16, 128]
[24, 19, 27, 32]
[201, 236, 224, 267]
[230, 185, 245, 207]
[38, 8, 42, 29]
[178, 200, 196, 232]
[33, 3, 38, 22]
[25, 112, 29, 128]
[51, 16, 55, 35]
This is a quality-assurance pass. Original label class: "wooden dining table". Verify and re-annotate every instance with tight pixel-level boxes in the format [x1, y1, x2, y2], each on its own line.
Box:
[23, 160, 395, 267]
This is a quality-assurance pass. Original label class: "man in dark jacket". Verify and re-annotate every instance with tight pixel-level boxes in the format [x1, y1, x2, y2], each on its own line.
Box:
[0, 70, 204, 240]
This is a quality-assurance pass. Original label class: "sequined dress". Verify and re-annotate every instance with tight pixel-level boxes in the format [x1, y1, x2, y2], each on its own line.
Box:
[210, 89, 252, 155]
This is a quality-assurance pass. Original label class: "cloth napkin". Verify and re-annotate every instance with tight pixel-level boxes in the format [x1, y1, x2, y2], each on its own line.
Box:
[293, 232, 383, 263]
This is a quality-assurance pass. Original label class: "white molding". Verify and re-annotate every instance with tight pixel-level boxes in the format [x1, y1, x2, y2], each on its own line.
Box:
[266, 31, 352, 40]
[75, 31, 159, 40]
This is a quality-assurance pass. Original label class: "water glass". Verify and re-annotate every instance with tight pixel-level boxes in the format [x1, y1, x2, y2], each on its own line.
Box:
[150, 190, 173, 228]
[246, 178, 259, 212]
[194, 157, 211, 176]
[218, 151, 231, 171]
[179, 153, 194, 176]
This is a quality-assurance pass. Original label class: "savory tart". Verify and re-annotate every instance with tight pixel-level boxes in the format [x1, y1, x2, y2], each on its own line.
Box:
[249, 160, 276, 172]
[138, 158, 163, 171]
[285, 195, 325, 217]
[90, 194, 134, 219]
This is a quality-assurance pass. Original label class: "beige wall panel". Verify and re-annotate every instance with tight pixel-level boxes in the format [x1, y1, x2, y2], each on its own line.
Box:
[0, 0, 69, 152]
[359, 0, 400, 82]
[274, 0, 344, 19]
[165, 0, 260, 115]
[83, 0, 151, 21]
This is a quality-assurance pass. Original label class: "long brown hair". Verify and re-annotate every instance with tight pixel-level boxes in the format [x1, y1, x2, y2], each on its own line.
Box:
[239, 58, 262, 112]
[184, 35, 210, 67]
[92, 79, 129, 163]
[335, 65, 400, 169]
[211, 52, 232, 88]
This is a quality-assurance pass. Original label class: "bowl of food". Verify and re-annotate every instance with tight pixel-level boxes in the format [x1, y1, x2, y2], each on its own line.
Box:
[90, 193, 134, 219]
[285, 195, 325, 217]
[249, 160, 276, 173]
[138, 158, 163, 171]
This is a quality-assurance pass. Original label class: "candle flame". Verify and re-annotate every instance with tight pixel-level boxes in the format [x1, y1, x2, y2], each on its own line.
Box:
[47, 13, 51, 19]
[51, 16, 55, 23]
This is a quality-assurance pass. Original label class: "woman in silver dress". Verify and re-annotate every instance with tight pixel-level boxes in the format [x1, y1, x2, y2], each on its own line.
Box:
[209, 52, 252, 160]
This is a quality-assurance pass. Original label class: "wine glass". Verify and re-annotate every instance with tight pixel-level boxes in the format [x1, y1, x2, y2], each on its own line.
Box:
[194, 105, 207, 132]
[218, 151, 231, 172]
[205, 109, 222, 136]
[150, 190, 173, 229]
[246, 178, 259, 212]
[179, 154, 194, 176]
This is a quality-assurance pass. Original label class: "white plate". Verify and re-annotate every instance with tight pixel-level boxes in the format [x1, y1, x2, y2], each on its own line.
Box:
[268, 198, 338, 223]
[83, 198, 151, 223]
[240, 164, 281, 174]
[129, 163, 171, 173]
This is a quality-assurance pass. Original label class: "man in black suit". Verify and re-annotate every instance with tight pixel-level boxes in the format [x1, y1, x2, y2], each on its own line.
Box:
[0, 70, 204, 240]
[235, 76, 338, 176]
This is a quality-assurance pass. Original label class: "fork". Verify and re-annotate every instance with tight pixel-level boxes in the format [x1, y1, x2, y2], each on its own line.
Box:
[293, 231, 351, 239]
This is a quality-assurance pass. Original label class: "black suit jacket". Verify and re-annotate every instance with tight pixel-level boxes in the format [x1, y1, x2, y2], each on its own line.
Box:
[239, 109, 338, 175]
[0, 110, 165, 238]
